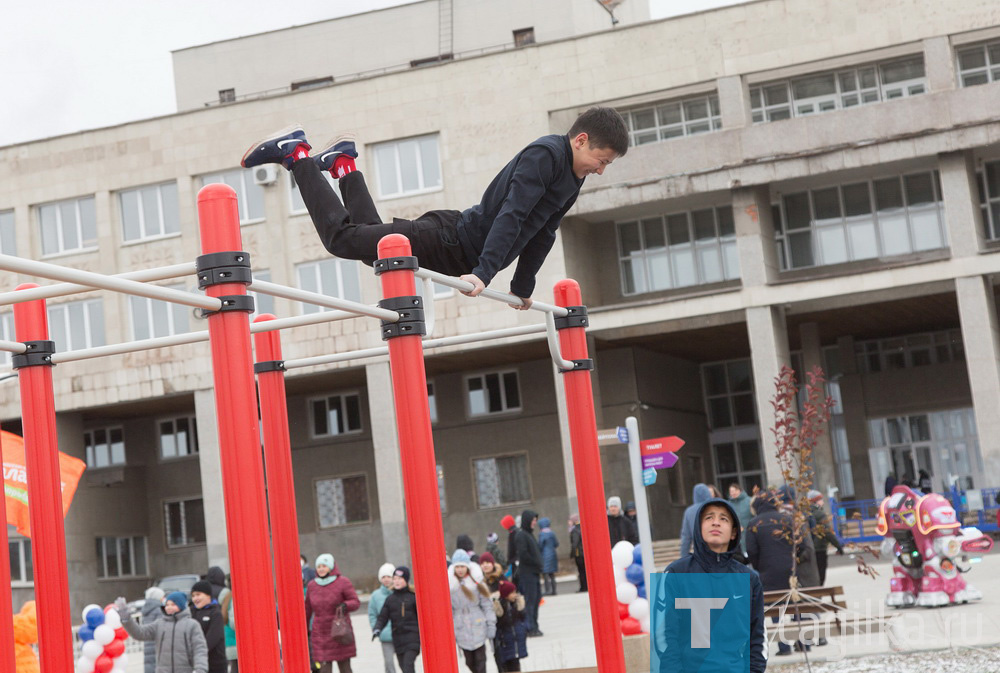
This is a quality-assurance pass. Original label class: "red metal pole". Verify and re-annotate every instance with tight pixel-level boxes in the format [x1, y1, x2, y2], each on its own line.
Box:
[12, 283, 74, 673]
[554, 279, 626, 673]
[0, 434, 16, 673]
[377, 234, 458, 673]
[252, 314, 310, 673]
[196, 184, 282, 673]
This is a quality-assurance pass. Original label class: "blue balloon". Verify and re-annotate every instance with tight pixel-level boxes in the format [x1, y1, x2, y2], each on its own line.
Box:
[84, 607, 105, 629]
[625, 562, 644, 586]
[632, 546, 643, 565]
[77, 625, 94, 642]
[637, 583, 647, 599]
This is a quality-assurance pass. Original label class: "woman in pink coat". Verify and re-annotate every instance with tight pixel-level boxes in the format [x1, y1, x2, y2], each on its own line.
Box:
[305, 553, 360, 672]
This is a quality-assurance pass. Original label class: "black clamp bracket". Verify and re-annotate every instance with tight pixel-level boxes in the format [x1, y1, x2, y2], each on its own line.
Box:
[373, 256, 419, 276]
[199, 295, 256, 318]
[196, 251, 253, 289]
[378, 296, 426, 340]
[12, 340, 55, 369]
[254, 360, 286, 374]
[553, 305, 589, 330]
[559, 358, 595, 373]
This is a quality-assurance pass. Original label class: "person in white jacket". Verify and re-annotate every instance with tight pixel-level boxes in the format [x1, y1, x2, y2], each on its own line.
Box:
[449, 550, 496, 673]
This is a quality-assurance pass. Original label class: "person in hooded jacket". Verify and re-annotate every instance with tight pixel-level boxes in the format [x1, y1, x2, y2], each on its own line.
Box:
[449, 549, 497, 673]
[205, 566, 227, 602]
[513, 509, 544, 637]
[140, 586, 166, 673]
[679, 484, 713, 557]
[607, 496, 639, 546]
[659, 498, 765, 673]
[305, 553, 361, 672]
[493, 580, 528, 672]
[117, 591, 209, 673]
[13, 601, 38, 673]
[728, 483, 754, 555]
[501, 515, 518, 579]
[189, 580, 227, 673]
[368, 563, 399, 673]
[373, 567, 420, 673]
[537, 517, 560, 595]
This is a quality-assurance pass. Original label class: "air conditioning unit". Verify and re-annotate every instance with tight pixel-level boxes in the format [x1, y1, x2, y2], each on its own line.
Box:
[253, 165, 278, 186]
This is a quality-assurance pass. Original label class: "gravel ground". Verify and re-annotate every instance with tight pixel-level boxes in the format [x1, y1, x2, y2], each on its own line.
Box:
[769, 646, 1000, 673]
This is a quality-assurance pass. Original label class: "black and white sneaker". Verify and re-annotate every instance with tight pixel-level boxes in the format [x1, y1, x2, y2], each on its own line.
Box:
[240, 124, 310, 169]
[313, 134, 358, 173]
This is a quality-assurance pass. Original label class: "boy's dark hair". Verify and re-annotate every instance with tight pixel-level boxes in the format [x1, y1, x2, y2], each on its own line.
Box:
[568, 107, 629, 157]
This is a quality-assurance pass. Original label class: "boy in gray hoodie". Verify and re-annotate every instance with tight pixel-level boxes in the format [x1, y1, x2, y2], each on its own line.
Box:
[117, 591, 208, 673]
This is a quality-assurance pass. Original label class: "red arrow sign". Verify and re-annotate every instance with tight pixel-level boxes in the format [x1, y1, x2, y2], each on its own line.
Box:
[640, 436, 685, 454]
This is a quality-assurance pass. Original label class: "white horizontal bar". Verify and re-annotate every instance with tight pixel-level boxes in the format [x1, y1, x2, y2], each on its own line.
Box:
[0, 254, 220, 311]
[248, 279, 398, 322]
[249, 310, 359, 333]
[413, 267, 568, 316]
[284, 346, 389, 370]
[0, 339, 27, 354]
[0, 263, 196, 307]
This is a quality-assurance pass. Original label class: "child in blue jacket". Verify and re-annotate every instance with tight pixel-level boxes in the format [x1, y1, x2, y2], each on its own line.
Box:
[537, 517, 560, 596]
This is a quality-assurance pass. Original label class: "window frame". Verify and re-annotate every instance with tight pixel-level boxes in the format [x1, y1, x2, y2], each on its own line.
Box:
[84, 426, 127, 469]
[46, 298, 105, 353]
[8, 534, 32, 586]
[464, 369, 523, 418]
[313, 472, 372, 529]
[0, 209, 16, 256]
[128, 282, 191, 340]
[372, 134, 443, 200]
[295, 258, 363, 313]
[198, 168, 265, 225]
[118, 181, 181, 243]
[308, 391, 364, 439]
[470, 451, 533, 510]
[163, 497, 207, 549]
[956, 40, 1000, 88]
[37, 195, 98, 257]
[96, 535, 149, 580]
[157, 415, 199, 462]
[620, 95, 722, 147]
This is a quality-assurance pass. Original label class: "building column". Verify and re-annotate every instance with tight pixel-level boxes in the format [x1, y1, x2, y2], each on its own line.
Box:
[717, 75, 751, 129]
[194, 388, 229, 570]
[746, 305, 791, 486]
[366, 361, 411, 566]
[940, 150, 985, 258]
[924, 36, 957, 93]
[732, 186, 780, 288]
[955, 276, 1000, 486]
[799, 322, 837, 495]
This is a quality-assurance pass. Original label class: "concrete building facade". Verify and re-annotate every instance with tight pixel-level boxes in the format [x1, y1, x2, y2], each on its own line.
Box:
[4, 0, 1000, 614]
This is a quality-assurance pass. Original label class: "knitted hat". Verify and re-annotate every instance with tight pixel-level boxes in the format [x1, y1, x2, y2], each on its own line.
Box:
[499, 581, 517, 600]
[145, 587, 165, 601]
[394, 566, 410, 582]
[190, 580, 213, 597]
[451, 549, 472, 568]
[478, 552, 496, 565]
[500, 515, 516, 530]
[378, 563, 396, 579]
[486, 532, 499, 544]
[626, 501, 636, 510]
[608, 496, 622, 509]
[807, 490, 824, 502]
[165, 591, 187, 610]
[315, 553, 334, 570]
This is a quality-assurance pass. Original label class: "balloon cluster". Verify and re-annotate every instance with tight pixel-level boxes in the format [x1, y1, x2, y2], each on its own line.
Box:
[76, 604, 129, 673]
[611, 541, 649, 636]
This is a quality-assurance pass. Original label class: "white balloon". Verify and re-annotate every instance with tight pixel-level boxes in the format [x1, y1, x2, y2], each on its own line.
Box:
[81, 604, 102, 623]
[615, 580, 638, 605]
[77, 655, 96, 673]
[628, 597, 650, 621]
[81, 639, 103, 660]
[103, 609, 122, 630]
[111, 659, 127, 673]
[613, 565, 625, 584]
[93, 624, 115, 646]
[611, 541, 635, 568]
[640, 616, 650, 634]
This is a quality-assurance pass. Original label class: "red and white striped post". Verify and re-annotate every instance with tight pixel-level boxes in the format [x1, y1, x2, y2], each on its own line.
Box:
[196, 184, 281, 672]
[376, 234, 458, 673]
[12, 283, 74, 673]
[252, 314, 310, 673]
[553, 279, 626, 673]
[0, 429, 17, 672]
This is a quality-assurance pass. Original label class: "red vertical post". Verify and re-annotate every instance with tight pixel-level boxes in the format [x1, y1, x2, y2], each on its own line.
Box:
[0, 434, 16, 672]
[554, 279, 626, 673]
[376, 234, 459, 673]
[252, 314, 310, 673]
[12, 283, 74, 673]
[196, 184, 281, 673]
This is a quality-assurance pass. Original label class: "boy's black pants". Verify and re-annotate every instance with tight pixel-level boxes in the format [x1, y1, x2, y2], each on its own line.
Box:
[292, 160, 472, 276]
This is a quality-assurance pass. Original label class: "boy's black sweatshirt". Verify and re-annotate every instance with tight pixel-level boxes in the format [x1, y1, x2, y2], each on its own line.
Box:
[457, 134, 583, 298]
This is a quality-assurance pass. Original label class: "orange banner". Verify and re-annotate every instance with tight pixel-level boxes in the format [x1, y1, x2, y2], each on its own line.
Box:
[1, 430, 86, 537]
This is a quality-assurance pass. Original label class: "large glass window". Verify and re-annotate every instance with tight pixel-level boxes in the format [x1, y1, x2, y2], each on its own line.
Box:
[315, 474, 370, 527]
[96, 536, 148, 579]
[119, 182, 180, 241]
[38, 195, 97, 256]
[775, 171, 945, 270]
[620, 95, 721, 146]
[199, 169, 265, 223]
[373, 134, 442, 199]
[976, 159, 1000, 241]
[855, 329, 964, 373]
[129, 283, 190, 339]
[47, 299, 105, 353]
[618, 206, 738, 295]
[159, 416, 198, 460]
[0, 210, 15, 256]
[751, 56, 926, 122]
[85, 427, 126, 468]
[164, 498, 206, 548]
[701, 359, 756, 430]
[473, 453, 531, 508]
[310, 392, 363, 437]
[466, 370, 521, 417]
[9, 534, 32, 584]
[295, 259, 362, 313]
[957, 41, 1000, 87]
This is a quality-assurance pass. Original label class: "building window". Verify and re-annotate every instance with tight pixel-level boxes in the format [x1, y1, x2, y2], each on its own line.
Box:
[38, 195, 97, 256]
[427, 381, 438, 424]
[0, 210, 15, 256]
[85, 427, 126, 468]
[617, 206, 738, 295]
[473, 454, 531, 509]
[751, 56, 927, 122]
[96, 536, 148, 579]
[775, 171, 945, 270]
[119, 182, 180, 242]
[466, 370, 521, 417]
[976, 160, 1000, 240]
[295, 258, 362, 312]
[513, 27, 535, 47]
[437, 464, 447, 513]
[315, 474, 370, 528]
[248, 269, 276, 317]
[823, 345, 854, 497]
[47, 299, 105, 353]
[310, 392, 363, 437]
[218, 88, 236, 103]
[291, 76, 334, 91]
[129, 283, 190, 340]
[164, 498, 206, 548]
[159, 416, 198, 460]
[199, 169, 265, 223]
[9, 535, 32, 584]
[855, 329, 964, 373]
[702, 359, 755, 430]
[621, 95, 721, 146]
[712, 438, 764, 496]
[373, 134, 442, 199]
[957, 41, 1000, 87]
[1, 312, 15, 368]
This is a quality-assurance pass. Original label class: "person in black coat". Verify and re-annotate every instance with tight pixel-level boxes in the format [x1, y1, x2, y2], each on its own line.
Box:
[373, 567, 420, 673]
[513, 510, 544, 637]
[568, 514, 586, 592]
[189, 580, 227, 673]
[607, 496, 639, 546]
[493, 581, 528, 672]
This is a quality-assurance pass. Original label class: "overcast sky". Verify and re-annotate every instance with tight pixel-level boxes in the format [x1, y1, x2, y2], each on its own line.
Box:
[0, 0, 743, 148]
